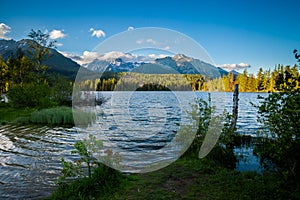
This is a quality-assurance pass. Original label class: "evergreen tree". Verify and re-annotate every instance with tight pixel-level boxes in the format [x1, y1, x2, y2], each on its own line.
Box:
[256, 67, 264, 91]
[236, 69, 248, 92]
[263, 69, 271, 92]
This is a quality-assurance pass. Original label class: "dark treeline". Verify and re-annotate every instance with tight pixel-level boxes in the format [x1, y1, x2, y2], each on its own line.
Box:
[76, 73, 205, 91]
[77, 65, 300, 92]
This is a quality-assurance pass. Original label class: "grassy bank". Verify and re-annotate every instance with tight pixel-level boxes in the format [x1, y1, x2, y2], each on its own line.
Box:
[48, 157, 299, 200]
[0, 104, 36, 125]
[102, 158, 298, 200]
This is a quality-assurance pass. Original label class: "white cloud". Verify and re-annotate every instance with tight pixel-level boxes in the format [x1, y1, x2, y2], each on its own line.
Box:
[60, 51, 133, 66]
[164, 46, 170, 50]
[100, 51, 137, 61]
[158, 54, 169, 59]
[0, 23, 11, 39]
[59, 51, 99, 65]
[49, 29, 66, 39]
[219, 62, 251, 71]
[127, 26, 134, 31]
[136, 39, 143, 44]
[149, 54, 169, 59]
[56, 42, 63, 47]
[81, 51, 101, 64]
[90, 28, 106, 38]
[148, 54, 156, 59]
[136, 38, 159, 46]
[146, 38, 158, 45]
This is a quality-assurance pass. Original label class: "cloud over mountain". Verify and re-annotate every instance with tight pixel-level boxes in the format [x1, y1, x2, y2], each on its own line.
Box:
[127, 26, 134, 31]
[61, 51, 170, 65]
[60, 51, 99, 65]
[219, 62, 251, 71]
[0, 23, 11, 39]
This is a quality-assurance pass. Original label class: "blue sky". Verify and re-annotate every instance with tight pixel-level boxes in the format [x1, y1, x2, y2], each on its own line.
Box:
[1, 0, 300, 74]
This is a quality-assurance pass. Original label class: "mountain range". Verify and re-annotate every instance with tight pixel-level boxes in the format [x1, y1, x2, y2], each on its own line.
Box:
[85, 53, 229, 79]
[0, 39, 230, 80]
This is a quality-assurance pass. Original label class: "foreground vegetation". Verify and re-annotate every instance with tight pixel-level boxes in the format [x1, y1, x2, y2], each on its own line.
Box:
[48, 153, 300, 200]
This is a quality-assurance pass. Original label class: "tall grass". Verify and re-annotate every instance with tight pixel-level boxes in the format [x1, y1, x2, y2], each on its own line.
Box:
[31, 106, 74, 125]
[72, 108, 96, 127]
[30, 106, 96, 126]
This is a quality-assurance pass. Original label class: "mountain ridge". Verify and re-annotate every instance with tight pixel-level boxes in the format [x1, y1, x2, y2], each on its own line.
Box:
[84, 53, 229, 79]
[0, 39, 229, 79]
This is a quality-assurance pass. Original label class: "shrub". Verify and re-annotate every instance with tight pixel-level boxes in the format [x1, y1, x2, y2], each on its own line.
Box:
[255, 91, 300, 181]
[7, 83, 54, 108]
[182, 95, 237, 169]
[254, 63, 300, 182]
[51, 136, 123, 200]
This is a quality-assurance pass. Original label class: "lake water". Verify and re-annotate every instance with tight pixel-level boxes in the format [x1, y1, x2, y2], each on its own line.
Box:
[0, 92, 267, 199]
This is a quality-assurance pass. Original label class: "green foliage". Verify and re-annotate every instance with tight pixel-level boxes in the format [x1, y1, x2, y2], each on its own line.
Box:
[60, 157, 82, 180]
[72, 136, 103, 178]
[7, 83, 53, 108]
[83, 65, 299, 92]
[183, 96, 213, 157]
[206, 65, 299, 92]
[182, 94, 237, 168]
[255, 90, 300, 180]
[77, 73, 205, 91]
[51, 165, 123, 200]
[48, 74, 73, 106]
[6, 74, 72, 109]
[87, 158, 299, 200]
[0, 55, 9, 93]
[1, 29, 74, 109]
[6, 54, 35, 85]
[0, 104, 36, 123]
[57, 135, 103, 184]
[255, 62, 300, 182]
[51, 135, 123, 200]
[136, 83, 171, 91]
[72, 65, 300, 93]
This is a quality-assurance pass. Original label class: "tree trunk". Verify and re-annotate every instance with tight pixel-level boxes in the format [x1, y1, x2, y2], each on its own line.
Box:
[231, 84, 239, 131]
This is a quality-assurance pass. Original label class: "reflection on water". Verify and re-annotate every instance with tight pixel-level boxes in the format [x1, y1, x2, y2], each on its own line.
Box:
[0, 92, 267, 199]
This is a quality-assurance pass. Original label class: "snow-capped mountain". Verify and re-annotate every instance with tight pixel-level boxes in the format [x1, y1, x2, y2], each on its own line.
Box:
[82, 52, 228, 79]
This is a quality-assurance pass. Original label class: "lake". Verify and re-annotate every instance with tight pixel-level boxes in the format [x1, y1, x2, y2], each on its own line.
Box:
[0, 92, 267, 199]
